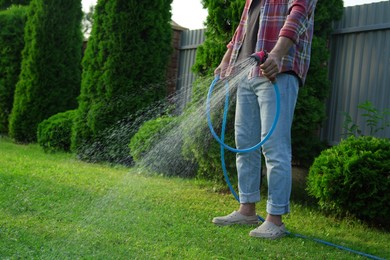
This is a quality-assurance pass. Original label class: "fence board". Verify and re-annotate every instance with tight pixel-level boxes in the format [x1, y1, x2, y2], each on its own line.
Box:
[176, 29, 205, 111]
[322, 1, 390, 144]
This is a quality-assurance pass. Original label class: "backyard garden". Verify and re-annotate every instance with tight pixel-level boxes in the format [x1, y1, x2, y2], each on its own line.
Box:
[0, 0, 389, 259]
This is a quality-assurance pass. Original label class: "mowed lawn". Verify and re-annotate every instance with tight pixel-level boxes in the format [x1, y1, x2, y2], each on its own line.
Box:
[0, 137, 388, 259]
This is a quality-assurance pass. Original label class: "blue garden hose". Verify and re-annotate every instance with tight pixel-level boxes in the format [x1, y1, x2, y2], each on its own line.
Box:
[206, 74, 385, 260]
[206, 75, 280, 153]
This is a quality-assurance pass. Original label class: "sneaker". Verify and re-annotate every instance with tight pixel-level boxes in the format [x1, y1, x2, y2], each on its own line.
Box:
[212, 211, 258, 226]
[249, 221, 286, 239]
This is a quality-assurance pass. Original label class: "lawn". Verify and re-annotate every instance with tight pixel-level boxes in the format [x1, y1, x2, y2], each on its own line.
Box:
[0, 137, 388, 259]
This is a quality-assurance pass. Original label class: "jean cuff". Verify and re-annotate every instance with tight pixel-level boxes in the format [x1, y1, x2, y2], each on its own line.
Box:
[266, 201, 290, 215]
[239, 191, 260, 204]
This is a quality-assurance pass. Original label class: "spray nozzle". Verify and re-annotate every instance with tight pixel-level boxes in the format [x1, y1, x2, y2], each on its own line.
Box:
[250, 50, 268, 65]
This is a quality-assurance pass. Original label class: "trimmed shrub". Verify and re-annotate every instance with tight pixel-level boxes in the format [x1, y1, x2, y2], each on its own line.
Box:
[0, 5, 27, 134]
[130, 116, 175, 162]
[9, 0, 83, 143]
[129, 116, 196, 177]
[37, 110, 76, 153]
[181, 77, 237, 185]
[307, 136, 390, 227]
[74, 99, 174, 166]
[72, 0, 173, 162]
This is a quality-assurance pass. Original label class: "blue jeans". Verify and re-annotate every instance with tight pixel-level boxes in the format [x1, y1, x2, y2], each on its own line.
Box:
[235, 73, 299, 215]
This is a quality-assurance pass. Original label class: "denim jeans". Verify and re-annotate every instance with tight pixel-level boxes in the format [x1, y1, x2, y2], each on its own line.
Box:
[235, 73, 299, 215]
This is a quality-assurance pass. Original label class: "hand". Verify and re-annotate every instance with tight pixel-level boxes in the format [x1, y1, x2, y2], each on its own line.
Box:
[215, 48, 233, 79]
[214, 61, 229, 79]
[260, 52, 282, 82]
[260, 36, 294, 82]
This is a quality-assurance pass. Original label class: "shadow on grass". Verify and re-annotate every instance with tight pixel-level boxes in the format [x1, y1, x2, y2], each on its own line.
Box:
[290, 166, 317, 206]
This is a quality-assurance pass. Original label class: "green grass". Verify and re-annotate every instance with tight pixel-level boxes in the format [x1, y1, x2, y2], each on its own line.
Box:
[0, 137, 388, 259]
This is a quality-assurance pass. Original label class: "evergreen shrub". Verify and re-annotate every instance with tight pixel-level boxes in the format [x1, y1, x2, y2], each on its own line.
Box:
[37, 110, 76, 153]
[72, 0, 173, 162]
[129, 116, 195, 177]
[9, 0, 83, 143]
[181, 78, 237, 185]
[129, 116, 176, 162]
[0, 6, 27, 134]
[75, 98, 173, 166]
[307, 136, 390, 227]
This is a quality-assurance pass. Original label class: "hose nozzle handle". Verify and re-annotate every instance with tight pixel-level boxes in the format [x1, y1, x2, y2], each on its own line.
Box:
[250, 50, 268, 65]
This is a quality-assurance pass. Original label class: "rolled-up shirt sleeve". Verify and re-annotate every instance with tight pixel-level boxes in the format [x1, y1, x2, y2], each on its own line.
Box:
[279, 0, 317, 44]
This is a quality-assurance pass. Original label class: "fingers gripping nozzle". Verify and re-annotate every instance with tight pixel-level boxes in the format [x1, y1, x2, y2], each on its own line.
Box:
[250, 50, 268, 65]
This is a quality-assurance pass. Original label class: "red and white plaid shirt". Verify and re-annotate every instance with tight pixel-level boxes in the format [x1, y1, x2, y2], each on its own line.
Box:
[227, 0, 317, 84]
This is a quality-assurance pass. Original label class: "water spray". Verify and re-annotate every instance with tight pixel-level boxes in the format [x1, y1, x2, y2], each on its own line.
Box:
[206, 51, 384, 260]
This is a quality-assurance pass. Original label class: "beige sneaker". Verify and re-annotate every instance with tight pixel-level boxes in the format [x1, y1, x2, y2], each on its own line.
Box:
[249, 221, 286, 239]
[212, 211, 258, 226]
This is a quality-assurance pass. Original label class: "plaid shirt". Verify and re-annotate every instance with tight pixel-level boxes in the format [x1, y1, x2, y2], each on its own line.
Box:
[227, 0, 317, 84]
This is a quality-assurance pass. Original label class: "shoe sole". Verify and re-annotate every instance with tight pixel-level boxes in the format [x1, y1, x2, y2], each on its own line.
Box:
[249, 231, 286, 239]
[212, 220, 258, 226]
[248, 221, 287, 239]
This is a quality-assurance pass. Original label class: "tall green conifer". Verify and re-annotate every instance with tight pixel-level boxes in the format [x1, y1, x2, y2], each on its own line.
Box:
[0, 6, 27, 134]
[9, 0, 83, 143]
[72, 0, 173, 158]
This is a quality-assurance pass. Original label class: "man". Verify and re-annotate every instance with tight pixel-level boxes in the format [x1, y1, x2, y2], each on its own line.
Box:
[212, 0, 317, 239]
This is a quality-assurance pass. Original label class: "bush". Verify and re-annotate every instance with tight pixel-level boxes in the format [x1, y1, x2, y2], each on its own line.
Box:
[181, 77, 237, 185]
[129, 116, 175, 161]
[37, 110, 76, 153]
[9, 0, 82, 143]
[72, 0, 173, 159]
[307, 136, 390, 227]
[0, 6, 27, 134]
[129, 116, 196, 178]
[73, 97, 173, 166]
